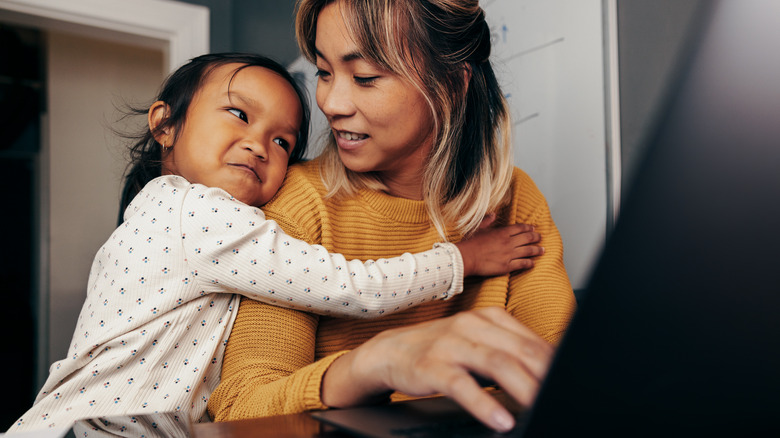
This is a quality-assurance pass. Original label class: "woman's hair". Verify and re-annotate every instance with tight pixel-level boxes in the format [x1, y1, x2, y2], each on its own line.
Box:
[117, 53, 311, 223]
[296, 0, 514, 238]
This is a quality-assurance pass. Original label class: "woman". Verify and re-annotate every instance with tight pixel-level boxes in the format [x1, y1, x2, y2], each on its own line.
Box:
[208, 0, 576, 432]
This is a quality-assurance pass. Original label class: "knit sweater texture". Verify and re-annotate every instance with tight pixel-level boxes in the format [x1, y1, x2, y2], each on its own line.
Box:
[208, 158, 577, 421]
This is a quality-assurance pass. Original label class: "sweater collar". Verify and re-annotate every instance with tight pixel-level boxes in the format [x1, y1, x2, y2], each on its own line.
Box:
[358, 188, 430, 224]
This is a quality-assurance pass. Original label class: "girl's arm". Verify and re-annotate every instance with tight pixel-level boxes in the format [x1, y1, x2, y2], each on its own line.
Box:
[206, 170, 566, 429]
[178, 180, 538, 318]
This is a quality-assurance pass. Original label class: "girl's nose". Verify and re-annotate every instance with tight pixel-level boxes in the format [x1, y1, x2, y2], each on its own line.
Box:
[243, 138, 267, 161]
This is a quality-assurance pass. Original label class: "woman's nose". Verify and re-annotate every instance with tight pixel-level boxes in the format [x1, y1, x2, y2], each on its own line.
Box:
[317, 79, 355, 118]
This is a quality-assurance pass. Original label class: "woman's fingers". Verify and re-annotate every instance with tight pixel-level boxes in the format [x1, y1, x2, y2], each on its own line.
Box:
[414, 309, 552, 392]
[339, 309, 555, 432]
[439, 368, 518, 432]
[420, 327, 546, 432]
[458, 308, 554, 382]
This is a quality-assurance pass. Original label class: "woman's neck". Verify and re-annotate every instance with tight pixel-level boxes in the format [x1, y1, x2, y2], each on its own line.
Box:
[379, 166, 426, 200]
[376, 143, 432, 200]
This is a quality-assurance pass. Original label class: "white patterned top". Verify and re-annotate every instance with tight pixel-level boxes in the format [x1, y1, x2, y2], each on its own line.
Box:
[9, 175, 463, 433]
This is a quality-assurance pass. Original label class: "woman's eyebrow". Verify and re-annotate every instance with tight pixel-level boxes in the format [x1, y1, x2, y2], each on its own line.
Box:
[314, 47, 363, 63]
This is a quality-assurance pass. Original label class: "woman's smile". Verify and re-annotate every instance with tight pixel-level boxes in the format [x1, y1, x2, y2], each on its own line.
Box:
[334, 129, 369, 150]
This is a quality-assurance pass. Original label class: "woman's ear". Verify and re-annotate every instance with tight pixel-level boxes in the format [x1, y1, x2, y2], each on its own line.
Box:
[148, 101, 172, 146]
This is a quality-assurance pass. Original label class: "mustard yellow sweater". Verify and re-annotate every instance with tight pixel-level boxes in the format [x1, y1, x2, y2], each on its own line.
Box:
[207, 158, 576, 421]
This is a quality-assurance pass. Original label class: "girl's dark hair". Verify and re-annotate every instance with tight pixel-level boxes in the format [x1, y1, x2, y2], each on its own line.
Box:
[117, 53, 311, 224]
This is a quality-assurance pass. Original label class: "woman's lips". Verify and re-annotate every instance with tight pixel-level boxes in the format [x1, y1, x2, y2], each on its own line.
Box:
[334, 130, 369, 151]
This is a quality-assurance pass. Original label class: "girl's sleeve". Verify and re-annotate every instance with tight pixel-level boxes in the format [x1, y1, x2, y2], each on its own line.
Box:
[505, 170, 577, 345]
[178, 184, 463, 318]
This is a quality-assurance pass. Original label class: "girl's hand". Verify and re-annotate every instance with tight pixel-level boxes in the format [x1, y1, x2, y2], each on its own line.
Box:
[455, 223, 543, 277]
[321, 307, 553, 433]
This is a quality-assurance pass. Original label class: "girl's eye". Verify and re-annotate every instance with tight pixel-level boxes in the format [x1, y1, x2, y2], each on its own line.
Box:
[354, 76, 379, 86]
[228, 108, 248, 123]
[314, 69, 331, 81]
[273, 138, 291, 151]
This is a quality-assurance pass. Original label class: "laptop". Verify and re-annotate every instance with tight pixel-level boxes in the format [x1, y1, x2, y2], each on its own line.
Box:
[311, 1, 780, 436]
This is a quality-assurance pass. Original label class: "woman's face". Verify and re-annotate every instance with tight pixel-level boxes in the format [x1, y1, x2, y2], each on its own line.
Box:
[314, 1, 435, 185]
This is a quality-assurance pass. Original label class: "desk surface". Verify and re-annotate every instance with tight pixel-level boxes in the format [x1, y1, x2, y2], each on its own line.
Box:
[192, 412, 349, 438]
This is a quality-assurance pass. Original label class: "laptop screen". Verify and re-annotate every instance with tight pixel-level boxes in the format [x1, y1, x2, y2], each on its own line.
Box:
[522, 1, 780, 436]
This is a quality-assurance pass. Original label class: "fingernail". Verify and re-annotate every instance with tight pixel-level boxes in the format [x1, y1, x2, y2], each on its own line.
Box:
[492, 410, 515, 432]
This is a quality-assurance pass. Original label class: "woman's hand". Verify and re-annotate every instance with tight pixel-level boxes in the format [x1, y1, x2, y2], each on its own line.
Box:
[456, 222, 543, 277]
[320, 307, 554, 433]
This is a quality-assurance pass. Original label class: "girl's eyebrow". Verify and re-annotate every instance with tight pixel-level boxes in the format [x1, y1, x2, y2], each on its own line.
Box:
[226, 90, 262, 110]
[226, 90, 299, 134]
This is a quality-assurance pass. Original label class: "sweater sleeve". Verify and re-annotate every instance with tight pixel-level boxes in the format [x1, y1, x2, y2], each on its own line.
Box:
[207, 296, 348, 420]
[205, 179, 354, 420]
[179, 182, 464, 319]
[205, 170, 347, 421]
[505, 169, 577, 345]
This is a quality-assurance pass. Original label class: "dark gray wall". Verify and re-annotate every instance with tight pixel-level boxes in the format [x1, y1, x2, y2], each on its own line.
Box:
[177, 0, 300, 65]
[617, 0, 707, 195]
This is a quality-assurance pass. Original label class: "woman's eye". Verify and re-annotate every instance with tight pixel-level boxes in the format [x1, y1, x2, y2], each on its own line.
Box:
[228, 108, 248, 122]
[354, 76, 379, 86]
[314, 69, 331, 81]
[273, 138, 291, 151]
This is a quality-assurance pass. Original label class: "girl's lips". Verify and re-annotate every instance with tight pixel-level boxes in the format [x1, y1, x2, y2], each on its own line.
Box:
[229, 163, 261, 181]
[334, 130, 369, 151]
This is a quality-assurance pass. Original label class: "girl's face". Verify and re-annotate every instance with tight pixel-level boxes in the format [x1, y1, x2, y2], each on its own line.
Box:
[159, 64, 302, 207]
[314, 1, 435, 192]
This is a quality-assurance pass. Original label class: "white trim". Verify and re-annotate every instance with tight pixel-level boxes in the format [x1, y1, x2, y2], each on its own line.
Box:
[603, 0, 622, 228]
[0, 0, 209, 72]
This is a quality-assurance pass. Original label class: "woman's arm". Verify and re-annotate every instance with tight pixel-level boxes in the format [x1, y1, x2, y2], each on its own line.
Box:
[207, 168, 565, 428]
[207, 297, 346, 420]
[504, 168, 577, 345]
[317, 169, 576, 432]
[318, 307, 553, 433]
[204, 174, 343, 420]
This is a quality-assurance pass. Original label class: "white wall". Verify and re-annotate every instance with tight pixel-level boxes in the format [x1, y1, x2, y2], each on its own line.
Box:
[46, 31, 164, 364]
[485, 0, 612, 290]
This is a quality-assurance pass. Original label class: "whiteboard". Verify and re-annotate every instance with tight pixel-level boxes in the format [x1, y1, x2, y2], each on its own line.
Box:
[289, 0, 611, 289]
[484, 0, 609, 289]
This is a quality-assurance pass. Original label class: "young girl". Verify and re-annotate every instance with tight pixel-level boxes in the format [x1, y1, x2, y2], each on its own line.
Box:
[8, 53, 542, 433]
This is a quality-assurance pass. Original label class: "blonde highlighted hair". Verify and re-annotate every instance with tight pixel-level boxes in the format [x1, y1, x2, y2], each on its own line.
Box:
[296, 0, 514, 239]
